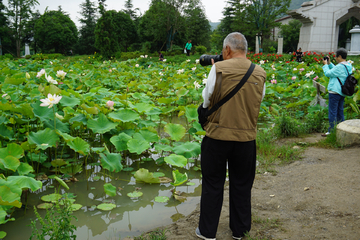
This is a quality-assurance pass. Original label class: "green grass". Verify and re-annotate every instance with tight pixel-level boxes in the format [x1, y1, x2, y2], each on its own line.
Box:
[134, 228, 168, 240]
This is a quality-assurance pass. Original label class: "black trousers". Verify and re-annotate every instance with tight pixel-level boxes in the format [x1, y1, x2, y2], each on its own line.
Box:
[198, 136, 256, 238]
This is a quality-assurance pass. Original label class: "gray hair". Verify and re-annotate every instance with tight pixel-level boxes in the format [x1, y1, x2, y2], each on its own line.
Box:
[223, 32, 248, 54]
[336, 48, 347, 59]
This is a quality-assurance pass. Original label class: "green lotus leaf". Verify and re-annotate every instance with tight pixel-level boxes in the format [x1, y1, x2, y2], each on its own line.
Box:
[138, 130, 159, 143]
[0, 124, 14, 140]
[185, 106, 198, 122]
[127, 191, 143, 198]
[51, 159, 67, 167]
[14, 103, 34, 118]
[0, 156, 20, 172]
[172, 142, 201, 158]
[59, 164, 82, 176]
[0, 231, 6, 238]
[7, 176, 42, 191]
[104, 183, 117, 197]
[41, 193, 62, 202]
[122, 167, 134, 172]
[99, 152, 123, 173]
[4, 73, 25, 85]
[176, 88, 189, 98]
[0, 186, 21, 208]
[56, 130, 76, 142]
[134, 168, 160, 184]
[110, 133, 132, 151]
[164, 154, 187, 168]
[170, 170, 188, 187]
[60, 95, 81, 107]
[37, 203, 53, 209]
[97, 203, 116, 211]
[68, 203, 82, 211]
[91, 147, 105, 153]
[31, 102, 53, 121]
[88, 113, 118, 134]
[157, 97, 174, 104]
[16, 162, 34, 176]
[154, 196, 170, 203]
[27, 152, 47, 164]
[59, 198, 76, 205]
[0, 143, 24, 160]
[66, 137, 90, 155]
[164, 123, 186, 141]
[69, 114, 87, 125]
[28, 128, 59, 150]
[80, 104, 99, 114]
[0, 207, 14, 224]
[133, 103, 154, 113]
[127, 139, 150, 155]
[154, 143, 172, 152]
[44, 118, 70, 133]
[108, 109, 140, 122]
[43, 84, 61, 96]
[54, 176, 70, 190]
[152, 172, 165, 178]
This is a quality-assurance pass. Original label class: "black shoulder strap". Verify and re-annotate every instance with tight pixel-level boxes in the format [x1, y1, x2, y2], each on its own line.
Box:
[205, 63, 256, 117]
[337, 64, 350, 86]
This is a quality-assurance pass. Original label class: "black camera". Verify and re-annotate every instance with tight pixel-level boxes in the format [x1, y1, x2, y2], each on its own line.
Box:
[323, 56, 329, 61]
[199, 54, 223, 66]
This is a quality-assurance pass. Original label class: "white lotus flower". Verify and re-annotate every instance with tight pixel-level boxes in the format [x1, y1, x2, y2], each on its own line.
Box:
[145, 55, 148, 58]
[40, 94, 62, 108]
[305, 72, 311, 78]
[186, 59, 191, 62]
[159, 72, 163, 76]
[195, 59, 199, 64]
[140, 55, 144, 58]
[348, 60, 354, 64]
[177, 69, 184, 74]
[194, 81, 201, 89]
[45, 73, 58, 84]
[56, 70, 67, 79]
[55, 113, 64, 120]
[192, 67, 196, 71]
[37, 69, 46, 78]
[202, 79, 208, 85]
[293, 68, 297, 71]
[163, 59, 167, 62]
[271, 74, 275, 79]
[259, 60, 265, 64]
[135, 64, 139, 67]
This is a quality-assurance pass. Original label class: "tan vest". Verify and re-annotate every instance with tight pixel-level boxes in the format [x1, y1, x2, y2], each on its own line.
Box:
[205, 57, 266, 142]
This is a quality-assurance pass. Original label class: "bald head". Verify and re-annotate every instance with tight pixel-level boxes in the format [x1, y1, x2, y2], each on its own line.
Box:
[223, 32, 248, 54]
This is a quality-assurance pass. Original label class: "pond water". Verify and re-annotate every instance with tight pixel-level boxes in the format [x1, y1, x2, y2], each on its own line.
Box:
[2, 160, 202, 240]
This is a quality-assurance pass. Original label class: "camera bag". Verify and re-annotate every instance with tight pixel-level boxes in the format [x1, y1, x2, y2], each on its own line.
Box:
[197, 63, 255, 130]
[337, 64, 358, 96]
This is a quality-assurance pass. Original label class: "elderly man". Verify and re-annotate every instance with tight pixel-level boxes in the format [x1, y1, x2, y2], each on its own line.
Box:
[195, 32, 266, 240]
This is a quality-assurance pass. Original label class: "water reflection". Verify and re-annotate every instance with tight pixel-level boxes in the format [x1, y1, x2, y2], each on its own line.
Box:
[2, 160, 202, 240]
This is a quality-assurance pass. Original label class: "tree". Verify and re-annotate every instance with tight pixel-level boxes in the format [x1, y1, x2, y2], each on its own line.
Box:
[34, 10, 78, 54]
[183, 1, 211, 49]
[6, 0, 39, 57]
[235, 0, 291, 48]
[138, 0, 189, 51]
[22, 10, 40, 53]
[94, 10, 137, 58]
[279, 19, 302, 53]
[0, 0, 15, 55]
[123, 0, 139, 20]
[77, 0, 98, 55]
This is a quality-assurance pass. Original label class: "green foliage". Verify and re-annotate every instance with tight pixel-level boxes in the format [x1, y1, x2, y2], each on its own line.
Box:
[274, 113, 302, 138]
[303, 108, 327, 133]
[195, 45, 207, 55]
[135, 228, 168, 240]
[280, 19, 302, 53]
[76, 0, 98, 55]
[95, 10, 137, 58]
[29, 202, 77, 240]
[34, 10, 78, 53]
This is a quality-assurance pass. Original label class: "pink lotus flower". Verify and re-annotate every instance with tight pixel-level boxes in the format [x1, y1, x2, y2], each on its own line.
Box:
[292, 76, 296, 80]
[271, 79, 277, 84]
[313, 76, 319, 80]
[106, 100, 114, 110]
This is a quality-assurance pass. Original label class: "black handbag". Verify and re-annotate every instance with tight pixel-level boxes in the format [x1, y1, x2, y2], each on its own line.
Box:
[197, 63, 256, 130]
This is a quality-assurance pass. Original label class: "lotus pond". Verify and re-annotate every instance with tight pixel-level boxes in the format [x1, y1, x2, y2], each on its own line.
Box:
[0, 53, 359, 239]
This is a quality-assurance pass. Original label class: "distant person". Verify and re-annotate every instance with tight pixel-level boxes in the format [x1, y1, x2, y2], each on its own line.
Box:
[185, 40, 192, 56]
[158, 51, 164, 61]
[296, 47, 303, 62]
[321, 48, 352, 136]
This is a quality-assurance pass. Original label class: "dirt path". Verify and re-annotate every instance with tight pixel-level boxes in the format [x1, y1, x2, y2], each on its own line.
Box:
[138, 134, 360, 240]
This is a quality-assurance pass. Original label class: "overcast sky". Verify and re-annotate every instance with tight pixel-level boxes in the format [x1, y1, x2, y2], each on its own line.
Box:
[5, 0, 227, 26]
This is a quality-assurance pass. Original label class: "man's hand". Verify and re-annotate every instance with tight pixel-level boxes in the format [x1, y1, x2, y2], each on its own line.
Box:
[211, 58, 215, 65]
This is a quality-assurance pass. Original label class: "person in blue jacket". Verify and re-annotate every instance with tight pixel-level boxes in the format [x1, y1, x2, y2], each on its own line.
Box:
[322, 48, 352, 136]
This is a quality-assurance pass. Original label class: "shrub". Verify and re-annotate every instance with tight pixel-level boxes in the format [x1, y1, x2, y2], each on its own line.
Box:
[195, 45, 207, 55]
[304, 109, 327, 133]
[274, 113, 303, 137]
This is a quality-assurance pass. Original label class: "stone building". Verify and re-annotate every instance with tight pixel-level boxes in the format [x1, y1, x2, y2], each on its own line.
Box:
[288, 0, 360, 52]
